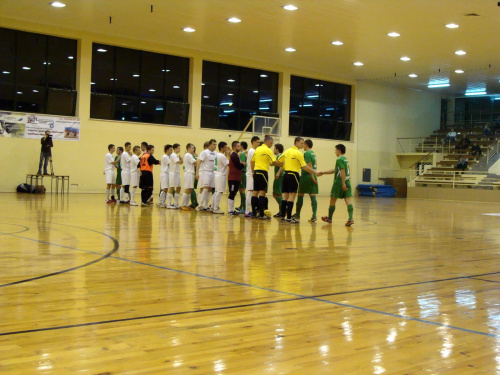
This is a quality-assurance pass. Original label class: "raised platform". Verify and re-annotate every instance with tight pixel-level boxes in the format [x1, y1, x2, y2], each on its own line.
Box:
[408, 186, 500, 203]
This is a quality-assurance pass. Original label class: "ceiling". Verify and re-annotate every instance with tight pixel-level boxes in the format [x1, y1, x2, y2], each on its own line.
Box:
[1, 0, 500, 97]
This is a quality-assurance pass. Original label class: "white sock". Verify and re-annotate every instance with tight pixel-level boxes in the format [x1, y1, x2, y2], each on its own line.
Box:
[245, 192, 252, 214]
[159, 191, 165, 204]
[106, 189, 110, 201]
[228, 198, 235, 213]
[167, 193, 173, 205]
[130, 187, 136, 202]
[213, 192, 222, 210]
[200, 190, 209, 208]
[120, 187, 124, 201]
[180, 193, 188, 207]
[174, 193, 180, 206]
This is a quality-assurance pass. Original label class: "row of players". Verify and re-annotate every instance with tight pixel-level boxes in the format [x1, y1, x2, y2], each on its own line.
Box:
[104, 137, 354, 225]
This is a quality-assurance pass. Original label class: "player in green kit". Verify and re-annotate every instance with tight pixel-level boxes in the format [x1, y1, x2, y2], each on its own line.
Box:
[272, 143, 284, 217]
[293, 139, 318, 223]
[319, 144, 354, 226]
[237, 141, 248, 213]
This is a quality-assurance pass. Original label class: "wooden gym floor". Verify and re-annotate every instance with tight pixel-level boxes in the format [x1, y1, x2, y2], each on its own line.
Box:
[1, 193, 500, 374]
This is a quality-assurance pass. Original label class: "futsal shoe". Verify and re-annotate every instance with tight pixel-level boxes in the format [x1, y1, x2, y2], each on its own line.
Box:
[345, 219, 354, 227]
[141, 202, 150, 207]
[292, 213, 300, 220]
[180, 206, 191, 211]
[289, 217, 299, 224]
[308, 217, 317, 223]
[212, 209, 224, 214]
[198, 206, 205, 212]
[273, 212, 282, 218]
[129, 201, 138, 206]
[106, 200, 113, 204]
[321, 216, 332, 224]
[244, 212, 253, 218]
[167, 205, 176, 209]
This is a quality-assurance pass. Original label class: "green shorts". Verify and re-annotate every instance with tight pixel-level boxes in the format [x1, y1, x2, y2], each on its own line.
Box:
[240, 174, 246, 190]
[331, 180, 352, 199]
[298, 174, 318, 195]
[116, 171, 122, 185]
[273, 176, 283, 195]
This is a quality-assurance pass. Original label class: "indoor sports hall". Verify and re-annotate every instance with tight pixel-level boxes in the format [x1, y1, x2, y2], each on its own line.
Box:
[1, 1, 500, 374]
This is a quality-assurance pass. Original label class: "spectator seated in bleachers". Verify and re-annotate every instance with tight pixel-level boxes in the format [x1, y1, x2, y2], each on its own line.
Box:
[471, 144, 482, 157]
[456, 157, 468, 171]
[444, 129, 457, 143]
[455, 136, 470, 150]
[483, 123, 495, 136]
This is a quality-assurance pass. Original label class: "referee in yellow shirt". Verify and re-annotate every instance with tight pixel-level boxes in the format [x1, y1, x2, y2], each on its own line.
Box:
[251, 136, 284, 219]
[278, 137, 318, 223]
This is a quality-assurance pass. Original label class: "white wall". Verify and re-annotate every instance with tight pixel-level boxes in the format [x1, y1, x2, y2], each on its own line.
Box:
[355, 81, 441, 184]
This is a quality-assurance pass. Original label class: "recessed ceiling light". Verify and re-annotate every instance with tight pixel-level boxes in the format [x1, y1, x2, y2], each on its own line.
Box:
[201, 83, 205, 85]
[253, 90, 258, 93]
[141, 101, 146, 104]
[50, 2, 66, 8]
[2, 71, 10, 74]
[227, 79, 236, 82]
[22, 66, 31, 70]
[228, 17, 241, 23]
[285, 47, 296, 52]
[132, 74, 140, 77]
[228, 93, 234, 96]
[33, 89, 39, 93]
[400, 56, 411, 61]
[353, 62, 364, 66]
[173, 86, 180, 89]
[331, 41, 344, 46]
[110, 78, 116, 81]
[388, 32, 400, 37]
[446, 23, 459, 29]
[149, 89, 156, 92]
[428, 83, 450, 88]
[260, 74, 268, 78]
[97, 48, 107, 53]
[122, 103, 127, 106]
[42, 62, 51, 65]
[283, 5, 298, 10]
[67, 56, 73, 60]
[455, 69, 465, 74]
[162, 69, 170, 72]
[465, 91, 486, 96]
[203, 96, 209, 99]
[409, 74, 418, 78]
[90, 82, 95, 85]
[183, 27, 195, 32]
[16, 91, 22, 94]
[455, 50, 466, 55]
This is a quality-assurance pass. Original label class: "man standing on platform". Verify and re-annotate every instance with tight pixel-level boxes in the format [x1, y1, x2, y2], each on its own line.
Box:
[37, 130, 53, 176]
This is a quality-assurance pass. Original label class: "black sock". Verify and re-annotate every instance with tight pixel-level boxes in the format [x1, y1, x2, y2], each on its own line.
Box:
[141, 190, 146, 203]
[251, 196, 259, 216]
[286, 201, 294, 219]
[258, 196, 266, 216]
[264, 197, 269, 210]
[280, 200, 288, 217]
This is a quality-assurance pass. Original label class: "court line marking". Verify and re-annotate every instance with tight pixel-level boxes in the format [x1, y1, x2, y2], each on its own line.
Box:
[468, 277, 500, 284]
[0, 224, 31, 235]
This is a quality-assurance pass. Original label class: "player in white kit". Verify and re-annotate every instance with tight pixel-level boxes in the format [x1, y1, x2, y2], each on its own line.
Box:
[196, 139, 217, 211]
[212, 141, 229, 214]
[120, 142, 132, 203]
[104, 144, 119, 203]
[167, 143, 183, 209]
[180, 143, 197, 211]
[158, 144, 172, 208]
[129, 145, 141, 206]
[244, 136, 260, 217]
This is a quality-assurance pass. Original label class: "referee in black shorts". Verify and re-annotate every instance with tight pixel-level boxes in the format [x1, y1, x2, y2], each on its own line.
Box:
[251, 136, 283, 219]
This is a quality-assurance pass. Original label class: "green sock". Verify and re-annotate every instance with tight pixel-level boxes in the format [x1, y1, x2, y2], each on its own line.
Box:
[311, 196, 318, 218]
[240, 192, 246, 210]
[190, 190, 197, 205]
[328, 205, 336, 220]
[276, 196, 282, 205]
[347, 204, 353, 220]
[295, 195, 304, 217]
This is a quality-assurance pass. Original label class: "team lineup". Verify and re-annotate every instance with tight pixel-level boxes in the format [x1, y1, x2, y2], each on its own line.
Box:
[104, 136, 354, 225]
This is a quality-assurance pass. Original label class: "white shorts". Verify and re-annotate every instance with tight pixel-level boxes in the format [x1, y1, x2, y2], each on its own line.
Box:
[169, 172, 181, 188]
[130, 172, 139, 187]
[160, 173, 169, 190]
[215, 174, 227, 193]
[200, 172, 215, 189]
[184, 172, 195, 190]
[105, 169, 116, 184]
[121, 170, 131, 185]
[245, 173, 254, 191]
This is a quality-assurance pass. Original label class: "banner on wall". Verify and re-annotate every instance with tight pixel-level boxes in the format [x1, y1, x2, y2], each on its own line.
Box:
[0, 111, 80, 141]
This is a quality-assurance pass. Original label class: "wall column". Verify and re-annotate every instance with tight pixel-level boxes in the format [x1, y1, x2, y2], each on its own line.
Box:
[189, 56, 203, 130]
[278, 71, 291, 140]
[76, 37, 92, 119]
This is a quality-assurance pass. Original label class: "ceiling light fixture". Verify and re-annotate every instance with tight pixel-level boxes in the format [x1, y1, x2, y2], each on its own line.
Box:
[283, 5, 298, 10]
[227, 17, 241, 23]
[67, 56, 74, 59]
[149, 89, 156, 92]
[2, 71, 10, 74]
[90, 82, 95, 85]
[260, 74, 268, 78]
[50, 2, 66, 8]
[446, 23, 459, 29]
[455, 69, 464, 74]
[183, 27, 196, 32]
[22, 66, 31, 70]
[17, 91, 23, 94]
[132, 74, 140, 77]
[331, 41, 343, 46]
[428, 83, 450, 88]
[285, 47, 296, 52]
[353, 62, 364, 66]
[33, 89, 39, 93]
[455, 50, 466, 55]
[465, 91, 486, 96]
[173, 86, 180, 89]
[388, 32, 400, 37]
[409, 74, 418, 78]
[141, 101, 146, 104]
[400, 56, 411, 61]
[97, 48, 107, 52]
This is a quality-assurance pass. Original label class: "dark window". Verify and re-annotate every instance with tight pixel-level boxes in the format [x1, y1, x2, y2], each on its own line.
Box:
[0, 27, 77, 116]
[289, 75, 352, 140]
[91, 43, 190, 126]
[201, 61, 279, 131]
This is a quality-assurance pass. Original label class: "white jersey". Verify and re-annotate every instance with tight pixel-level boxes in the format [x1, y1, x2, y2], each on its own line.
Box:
[120, 151, 131, 172]
[214, 152, 229, 176]
[161, 154, 170, 175]
[183, 153, 196, 174]
[246, 148, 255, 176]
[104, 152, 114, 171]
[130, 154, 140, 174]
[169, 152, 181, 174]
[199, 149, 216, 174]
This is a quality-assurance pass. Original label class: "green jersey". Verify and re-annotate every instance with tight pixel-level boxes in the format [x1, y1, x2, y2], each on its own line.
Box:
[240, 152, 247, 174]
[302, 150, 317, 176]
[274, 154, 284, 176]
[334, 155, 350, 182]
[115, 155, 121, 173]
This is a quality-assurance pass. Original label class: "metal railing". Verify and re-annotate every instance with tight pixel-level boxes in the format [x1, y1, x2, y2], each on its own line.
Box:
[408, 152, 434, 187]
[486, 138, 500, 164]
[397, 137, 455, 154]
[442, 110, 500, 127]
[413, 170, 488, 189]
